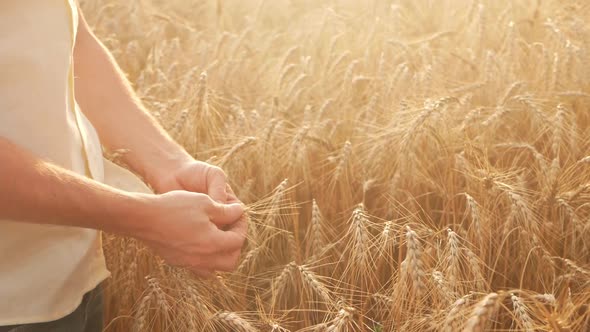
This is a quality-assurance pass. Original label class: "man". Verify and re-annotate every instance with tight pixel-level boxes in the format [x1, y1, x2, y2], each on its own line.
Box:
[0, 0, 247, 331]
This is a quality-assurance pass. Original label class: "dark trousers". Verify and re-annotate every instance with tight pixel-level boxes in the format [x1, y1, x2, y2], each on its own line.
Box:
[0, 285, 103, 332]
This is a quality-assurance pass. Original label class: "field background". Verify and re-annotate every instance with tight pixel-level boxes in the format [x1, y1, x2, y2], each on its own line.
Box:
[80, 0, 590, 331]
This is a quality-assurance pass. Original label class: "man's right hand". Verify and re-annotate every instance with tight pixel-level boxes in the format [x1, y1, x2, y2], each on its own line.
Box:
[137, 190, 247, 277]
[0, 137, 246, 278]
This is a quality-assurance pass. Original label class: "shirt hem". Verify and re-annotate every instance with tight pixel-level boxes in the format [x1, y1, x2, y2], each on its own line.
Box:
[0, 270, 111, 326]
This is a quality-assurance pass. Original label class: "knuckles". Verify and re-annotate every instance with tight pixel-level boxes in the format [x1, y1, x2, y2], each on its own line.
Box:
[200, 240, 219, 255]
[174, 248, 244, 275]
[214, 251, 242, 272]
[228, 251, 241, 270]
[191, 193, 215, 209]
[210, 166, 227, 178]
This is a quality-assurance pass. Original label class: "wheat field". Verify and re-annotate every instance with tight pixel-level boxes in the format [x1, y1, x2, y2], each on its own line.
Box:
[80, 0, 590, 331]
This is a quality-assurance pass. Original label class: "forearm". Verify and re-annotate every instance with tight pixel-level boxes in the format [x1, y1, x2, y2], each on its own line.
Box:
[0, 137, 149, 235]
[73, 11, 190, 184]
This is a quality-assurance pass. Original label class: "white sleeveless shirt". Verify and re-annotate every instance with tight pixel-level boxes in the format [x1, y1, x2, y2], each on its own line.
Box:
[0, 0, 150, 325]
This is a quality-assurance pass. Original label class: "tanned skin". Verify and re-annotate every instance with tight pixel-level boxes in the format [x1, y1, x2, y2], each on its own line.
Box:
[0, 4, 246, 277]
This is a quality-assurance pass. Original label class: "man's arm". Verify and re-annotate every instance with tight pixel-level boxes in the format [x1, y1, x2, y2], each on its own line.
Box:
[0, 137, 146, 233]
[0, 137, 246, 275]
[73, 6, 234, 203]
[73, 7, 190, 189]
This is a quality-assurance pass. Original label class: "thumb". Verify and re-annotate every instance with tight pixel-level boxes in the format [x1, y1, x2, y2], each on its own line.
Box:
[206, 166, 228, 203]
[208, 202, 244, 227]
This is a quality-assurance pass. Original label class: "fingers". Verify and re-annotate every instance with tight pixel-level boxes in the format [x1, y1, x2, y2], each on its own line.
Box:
[186, 250, 241, 275]
[225, 184, 240, 204]
[198, 215, 247, 273]
[207, 201, 244, 227]
[188, 268, 214, 279]
[211, 250, 242, 272]
[226, 214, 248, 239]
[181, 239, 245, 276]
[162, 252, 214, 278]
[206, 166, 228, 203]
[208, 221, 247, 253]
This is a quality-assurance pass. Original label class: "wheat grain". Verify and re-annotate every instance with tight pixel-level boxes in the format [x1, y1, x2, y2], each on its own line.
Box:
[146, 276, 169, 312]
[289, 125, 310, 165]
[443, 291, 470, 331]
[446, 229, 461, 292]
[271, 262, 297, 309]
[212, 311, 258, 332]
[552, 104, 568, 158]
[326, 306, 356, 332]
[329, 51, 351, 74]
[219, 136, 257, 167]
[562, 258, 590, 277]
[279, 63, 299, 88]
[511, 293, 535, 332]
[333, 141, 352, 183]
[466, 250, 485, 291]
[463, 193, 482, 240]
[432, 271, 458, 304]
[287, 232, 299, 263]
[350, 204, 370, 267]
[309, 199, 326, 257]
[237, 246, 261, 273]
[298, 265, 332, 305]
[401, 226, 425, 298]
[133, 294, 152, 332]
[464, 293, 500, 332]
[371, 293, 394, 307]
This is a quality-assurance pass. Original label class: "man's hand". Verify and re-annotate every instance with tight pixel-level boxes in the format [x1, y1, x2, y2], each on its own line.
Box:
[139, 191, 247, 277]
[144, 160, 247, 277]
[0, 138, 245, 278]
[151, 160, 233, 203]
[68, 5, 248, 276]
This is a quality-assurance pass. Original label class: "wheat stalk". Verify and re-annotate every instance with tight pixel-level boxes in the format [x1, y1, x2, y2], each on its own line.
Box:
[94, 1, 590, 331]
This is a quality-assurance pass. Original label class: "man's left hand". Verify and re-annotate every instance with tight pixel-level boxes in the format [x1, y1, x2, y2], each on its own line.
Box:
[152, 160, 236, 204]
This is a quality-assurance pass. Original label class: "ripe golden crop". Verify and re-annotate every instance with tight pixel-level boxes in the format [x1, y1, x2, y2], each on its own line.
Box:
[82, 0, 590, 330]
